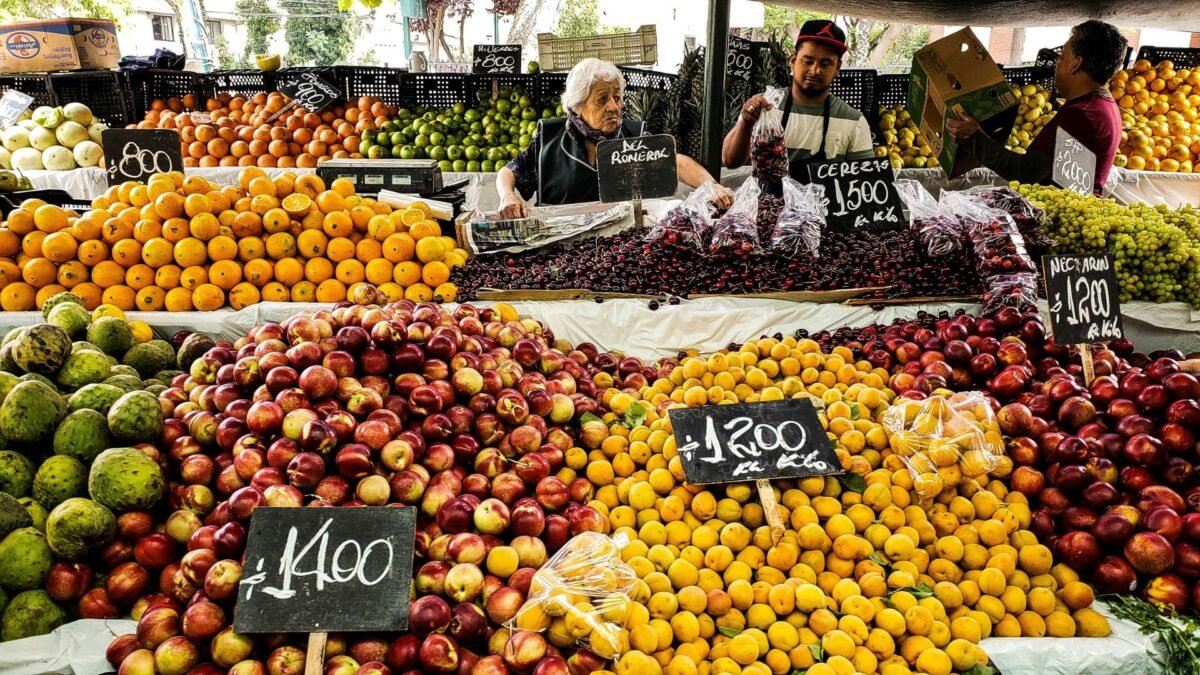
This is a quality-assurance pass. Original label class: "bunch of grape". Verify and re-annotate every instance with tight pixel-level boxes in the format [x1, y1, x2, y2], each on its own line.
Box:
[1018, 183, 1200, 305]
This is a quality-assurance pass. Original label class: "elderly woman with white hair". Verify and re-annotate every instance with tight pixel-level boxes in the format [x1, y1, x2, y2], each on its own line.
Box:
[496, 58, 732, 218]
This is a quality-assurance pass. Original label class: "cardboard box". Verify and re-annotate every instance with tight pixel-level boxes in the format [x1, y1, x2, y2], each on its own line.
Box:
[907, 28, 1018, 177]
[0, 18, 121, 74]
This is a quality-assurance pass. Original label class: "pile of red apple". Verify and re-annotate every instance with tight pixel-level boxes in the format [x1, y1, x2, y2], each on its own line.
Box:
[93, 300, 663, 675]
[816, 306, 1200, 613]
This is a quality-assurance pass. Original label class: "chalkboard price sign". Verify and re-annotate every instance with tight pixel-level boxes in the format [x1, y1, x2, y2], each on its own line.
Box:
[1053, 127, 1096, 195]
[277, 72, 342, 114]
[597, 134, 678, 203]
[1042, 253, 1124, 345]
[668, 398, 840, 485]
[0, 90, 34, 129]
[101, 129, 183, 186]
[727, 36, 754, 83]
[807, 157, 905, 232]
[233, 507, 417, 634]
[473, 44, 522, 74]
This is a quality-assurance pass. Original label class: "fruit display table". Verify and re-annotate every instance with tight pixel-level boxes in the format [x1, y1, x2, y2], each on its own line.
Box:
[1, 298, 1196, 358]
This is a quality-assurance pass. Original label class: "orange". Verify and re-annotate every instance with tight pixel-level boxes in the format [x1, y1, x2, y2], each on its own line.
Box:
[34, 204, 69, 233]
[300, 210, 324, 231]
[261, 281, 290, 302]
[315, 190, 345, 214]
[297, 230, 328, 258]
[133, 219, 163, 242]
[154, 192, 186, 219]
[0, 281, 34, 310]
[56, 260, 88, 288]
[330, 178, 355, 197]
[91, 260, 126, 288]
[335, 259, 365, 284]
[404, 282, 433, 302]
[228, 281, 260, 310]
[142, 237, 174, 267]
[155, 264, 182, 289]
[128, 185, 150, 208]
[367, 215, 395, 241]
[304, 257, 334, 283]
[238, 236, 266, 262]
[316, 278, 347, 302]
[180, 265, 209, 290]
[266, 232, 296, 259]
[71, 282, 102, 310]
[190, 212, 220, 240]
[408, 201, 433, 218]
[75, 239, 107, 266]
[174, 238, 208, 267]
[393, 261, 421, 286]
[243, 258, 273, 286]
[378, 282, 403, 303]
[165, 287, 194, 312]
[355, 237, 382, 262]
[207, 235, 238, 261]
[282, 193, 312, 218]
[0, 260, 18, 286]
[231, 212, 263, 238]
[125, 263, 155, 290]
[415, 236, 445, 263]
[382, 233, 415, 262]
[364, 258, 394, 285]
[399, 208, 425, 227]
[433, 282, 457, 302]
[192, 283, 225, 311]
[0, 229, 22, 258]
[6, 208, 34, 235]
[184, 193, 212, 217]
[323, 211, 353, 237]
[70, 216, 102, 242]
[209, 260, 243, 290]
[409, 220, 439, 241]
[34, 284, 66, 309]
[263, 207, 291, 233]
[274, 257, 304, 285]
[349, 205, 375, 232]
[112, 239, 143, 268]
[163, 217, 191, 242]
[21, 230, 47, 257]
[290, 280, 316, 302]
[422, 261, 450, 287]
[294, 174, 325, 199]
[41, 231, 78, 263]
[135, 286, 167, 311]
[250, 194, 279, 215]
[325, 237, 354, 262]
[21, 257, 57, 288]
[238, 166, 268, 191]
[147, 177, 175, 201]
[102, 285, 136, 311]
[273, 174, 294, 197]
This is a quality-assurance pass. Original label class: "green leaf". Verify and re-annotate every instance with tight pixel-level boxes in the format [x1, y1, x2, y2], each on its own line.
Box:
[868, 552, 888, 566]
[718, 626, 742, 638]
[848, 402, 863, 420]
[790, 670, 808, 675]
[808, 644, 824, 660]
[580, 412, 603, 425]
[838, 474, 866, 493]
[961, 665, 996, 675]
[623, 401, 648, 428]
[889, 583, 934, 599]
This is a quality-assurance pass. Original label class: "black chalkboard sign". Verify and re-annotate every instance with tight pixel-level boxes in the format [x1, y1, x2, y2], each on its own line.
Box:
[101, 129, 183, 186]
[1052, 127, 1096, 195]
[596, 134, 677, 203]
[473, 44, 522, 74]
[1042, 253, 1124, 345]
[727, 36, 754, 83]
[233, 507, 417, 634]
[277, 71, 342, 114]
[0, 90, 33, 129]
[807, 157, 904, 232]
[668, 398, 841, 485]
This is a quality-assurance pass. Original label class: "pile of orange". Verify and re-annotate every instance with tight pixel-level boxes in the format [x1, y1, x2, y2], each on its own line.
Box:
[0, 167, 466, 312]
[132, 93, 396, 169]
[1110, 59, 1200, 172]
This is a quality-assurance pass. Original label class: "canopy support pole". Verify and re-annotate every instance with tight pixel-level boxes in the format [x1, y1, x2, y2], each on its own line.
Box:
[700, 0, 730, 179]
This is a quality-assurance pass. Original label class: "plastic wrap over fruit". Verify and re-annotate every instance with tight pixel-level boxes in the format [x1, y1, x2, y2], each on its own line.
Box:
[941, 190, 1035, 277]
[507, 531, 637, 659]
[982, 272, 1039, 314]
[883, 392, 1005, 499]
[965, 184, 1054, 249]
[770, 178, 825, 258]
[645, 181, 717, 250]
[751, 87, 789, 183]
[895, 179, 963, 257]
[710, 178, 762, 254]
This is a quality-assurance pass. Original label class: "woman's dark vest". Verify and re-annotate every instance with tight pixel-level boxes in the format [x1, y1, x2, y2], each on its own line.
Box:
[536, 118, 646, 205]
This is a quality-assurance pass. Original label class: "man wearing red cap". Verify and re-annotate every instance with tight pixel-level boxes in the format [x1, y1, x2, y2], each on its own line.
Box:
[722, 20, 875, 180]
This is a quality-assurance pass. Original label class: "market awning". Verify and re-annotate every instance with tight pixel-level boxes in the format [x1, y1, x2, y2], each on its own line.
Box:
[761, 0, 1200, 31]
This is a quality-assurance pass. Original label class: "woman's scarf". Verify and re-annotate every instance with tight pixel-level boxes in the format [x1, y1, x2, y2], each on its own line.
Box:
[567, 110, 621, 143]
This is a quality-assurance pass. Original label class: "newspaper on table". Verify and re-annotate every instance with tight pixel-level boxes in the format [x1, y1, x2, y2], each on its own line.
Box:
[456, 202, 633, 255]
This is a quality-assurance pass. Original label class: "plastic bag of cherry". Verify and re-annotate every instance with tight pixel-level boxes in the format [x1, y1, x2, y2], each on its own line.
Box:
[751, 87, 790, 183]
[965, 185, 1054, 250]
[982, 273, 1039, 313]
[645, 181, 718, 250]
[770, 178, 826, 258]
[895, 179, 963, 257]
[711, 179, 762, 254]
[941, 189, 1035, 277]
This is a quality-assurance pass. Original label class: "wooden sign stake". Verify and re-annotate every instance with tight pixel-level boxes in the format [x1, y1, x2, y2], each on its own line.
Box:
[304, 632, 328, 675]
[1079, 343, 1095, 385]
[632, 198, 643, 227]
[756, 479, 785, 545]
[266, 99, 299, 125]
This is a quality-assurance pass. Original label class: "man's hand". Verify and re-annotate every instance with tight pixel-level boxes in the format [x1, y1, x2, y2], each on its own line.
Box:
[946, 110, 981, 142]
[498, 195, 528, 220]
[709, 184, 734, 210]
[740, 94, 773, 126]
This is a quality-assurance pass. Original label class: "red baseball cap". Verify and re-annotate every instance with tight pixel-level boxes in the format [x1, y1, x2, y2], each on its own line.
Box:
[795, 20, 848, 55]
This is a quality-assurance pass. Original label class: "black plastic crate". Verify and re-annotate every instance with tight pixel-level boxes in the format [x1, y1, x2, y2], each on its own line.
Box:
[536, 73, 567, 104]
[0, 74, 53, 109]
[47, 71, 130, 126]
[1002, 65, 1054, 90]
[619, 66, 676, 92]
[467, 73, 538, 105]
[338, 66, 406, 106]
[198, 69, 276, 100]
[125, 69, 201, 120]
[874, 73, 909, 112]
[1137, 46, 1200, 69]
[829, 68, 877, 118]
[397, 73, 468, 110]
[0, 189, 91, 212]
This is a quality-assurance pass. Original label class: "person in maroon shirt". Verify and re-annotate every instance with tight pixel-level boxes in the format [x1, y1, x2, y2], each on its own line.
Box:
[947, 20, 1127, 195]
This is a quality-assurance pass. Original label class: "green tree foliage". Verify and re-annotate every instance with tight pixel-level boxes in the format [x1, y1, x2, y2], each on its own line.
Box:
[0, 0, 131, 22]
[235, 0, 279, 61]
[279, 0, 365, 66]
[760, 4, 928, 68]
[554, 0, 622, 38]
